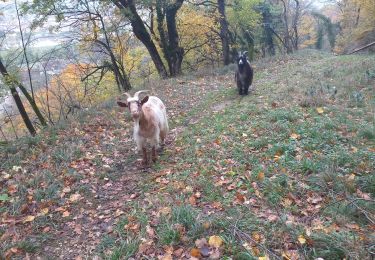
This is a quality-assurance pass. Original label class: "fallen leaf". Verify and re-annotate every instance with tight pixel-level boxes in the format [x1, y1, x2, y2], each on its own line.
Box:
[252, 246, 260, 256]
[62, 211, 70, 217]
[290, 133, 300, 140]
[43, 226, 50, 232]
[195, 238, 207, 248]
[184, 186, 193, 193]
[69, 193, 81, 202]
[236, 192, 245, 203]
[115, 209, 124, 217]
[189, 195, 197, 206]
[146, 225, 156, 238]
[23, 215, 35, 223]
[208, 235, 223, 248]
[161, 254, 173, 260]
[174, 248, 184, 257]
[74, 225, 82, 235]
[7, 185, 17, 194]
[160, 207, 172, 216]
[227, 183, 236, 191]
[316, 107, 324, 114]
[200, 245, 210, 257]
[190, 248, 201, 257]
[298, 234, 306, 244]
[203, 221, 210, 229]
[62, 187, 71, 193]
[267, 214, 278, 222]
[257, 172, 265, 181]
[40, 208, 49, 216]
[252, 232, 261, 243]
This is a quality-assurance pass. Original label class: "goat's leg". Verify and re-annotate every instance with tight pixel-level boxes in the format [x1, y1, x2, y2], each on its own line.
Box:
[152, 146, 157, 162]
[142, 147, 148, 165]
[244, 84, 249, 95]
[237, 81, 243, 95]
[160, 130, 167, 151]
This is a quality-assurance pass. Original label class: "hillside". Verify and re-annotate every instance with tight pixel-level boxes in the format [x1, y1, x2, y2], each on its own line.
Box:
[1, 50, 374, 259]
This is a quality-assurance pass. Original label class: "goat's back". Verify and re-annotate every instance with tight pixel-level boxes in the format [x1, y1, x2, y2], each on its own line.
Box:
[142, 96, 168, 129]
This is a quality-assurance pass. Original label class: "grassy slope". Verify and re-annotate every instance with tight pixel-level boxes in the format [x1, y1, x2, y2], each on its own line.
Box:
[0, 50, 374, 259]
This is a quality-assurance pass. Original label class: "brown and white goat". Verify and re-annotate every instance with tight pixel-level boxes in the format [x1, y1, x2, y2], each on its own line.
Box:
[117, 91, 169, 165]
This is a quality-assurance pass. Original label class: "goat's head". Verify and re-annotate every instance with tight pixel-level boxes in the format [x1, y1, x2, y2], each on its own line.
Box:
[237, 51, 248, 68]
[117, 90, 149, 120]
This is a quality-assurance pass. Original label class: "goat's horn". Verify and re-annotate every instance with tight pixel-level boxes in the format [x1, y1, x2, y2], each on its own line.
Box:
[134, 90, 149, 99]
[123, 92, 131, 99]
[243, 51, 248, 56]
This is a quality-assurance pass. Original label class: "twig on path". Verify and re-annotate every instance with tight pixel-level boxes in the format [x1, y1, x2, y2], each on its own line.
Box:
[229, 224, 281, 259]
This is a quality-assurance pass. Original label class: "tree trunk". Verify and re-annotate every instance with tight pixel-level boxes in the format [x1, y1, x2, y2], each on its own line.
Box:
[113, 0, 168, 78]
[292, 0, 300, 50]
[155, 0, 184, 76]
[17, 84, 47, 126]
[218, 0, 230, 65]
[165, 0, 184, 76]
[0, 59, 36, 136]
[261, 4, 276, 56]
[280, 0, 293, 53]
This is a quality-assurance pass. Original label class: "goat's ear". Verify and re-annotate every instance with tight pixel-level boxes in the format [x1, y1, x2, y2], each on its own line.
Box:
[140, 96, 149, 106]
[117, 101, 128, 107]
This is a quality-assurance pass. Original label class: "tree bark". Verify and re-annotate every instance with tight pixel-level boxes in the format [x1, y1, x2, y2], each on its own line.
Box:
[280, 0, 293, 53]
[261, 4, 276, 56]
[218, 0, 231, 65]
[292, 0, 300, 50]
[165, 0, 184, 76]
[0, 59, 36, 136]
[155, 0, 184, 76]
[113, 0, 168, 78]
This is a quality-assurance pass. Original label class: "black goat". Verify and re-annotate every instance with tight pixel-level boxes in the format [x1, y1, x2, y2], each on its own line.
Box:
[235, 51, 253, 95]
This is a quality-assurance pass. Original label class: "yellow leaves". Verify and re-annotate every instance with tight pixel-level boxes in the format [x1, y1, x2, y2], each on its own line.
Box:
[208, 235, 223, 248]
[69, 193, 81, 203]
[203, 222, 210, 229]
[290, 133, 300, 140]
[298, 235, 306, 244]
[316, 107, 324, 114]
[252, 232, 262, 243]
[177, 5, 220, 69]
[39, 208, 49, 216]
[23, 215, 35, 223]
[190, 248, 201, 257]
[160, 207, 172, 216]
[282, 198, 293, 207]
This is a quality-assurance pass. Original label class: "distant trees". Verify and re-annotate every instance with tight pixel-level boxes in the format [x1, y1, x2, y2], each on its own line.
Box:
[2, 0, 374, 140]
[335, 0, 375, 53]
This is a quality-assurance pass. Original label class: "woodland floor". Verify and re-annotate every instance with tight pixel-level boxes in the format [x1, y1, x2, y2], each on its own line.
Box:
[1, 50, 374, 259]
